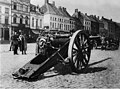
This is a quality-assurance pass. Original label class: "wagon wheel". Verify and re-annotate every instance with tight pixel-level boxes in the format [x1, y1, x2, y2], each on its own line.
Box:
[68, 30, 91, 73]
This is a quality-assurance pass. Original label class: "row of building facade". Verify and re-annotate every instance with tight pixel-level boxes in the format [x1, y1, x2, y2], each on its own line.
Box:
[0, 0, 120, 43]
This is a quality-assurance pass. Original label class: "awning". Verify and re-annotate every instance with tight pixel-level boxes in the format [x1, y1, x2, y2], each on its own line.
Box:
[32, 29, 45, 34]
[32, 29, 40, 34]
[89, 36, 101, 39]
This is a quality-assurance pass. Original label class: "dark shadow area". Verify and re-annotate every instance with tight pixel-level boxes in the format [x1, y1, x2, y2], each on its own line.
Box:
[13, 57, 111, 82]
[88, 57, 111, 67]
[27, 73, 60, 82]
[95, 47, 119, 51]
[79, 67, 107, 74]
[13, 73, 60, 82]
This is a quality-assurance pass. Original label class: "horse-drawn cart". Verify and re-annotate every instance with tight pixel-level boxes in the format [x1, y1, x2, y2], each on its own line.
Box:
[12, 30, 91, 79]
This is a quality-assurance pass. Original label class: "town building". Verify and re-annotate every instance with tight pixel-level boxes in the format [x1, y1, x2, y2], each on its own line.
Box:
[72, 9, 84, 31]
[115, 23, 120, 39]
[30, 4, 44, 33]
[11, 0, 30, 39]
[40, 0, 75, 31]
[72, 9, 91, 34]
[82, 13, 91, 34]
[88, 15, 100, 36]
[98, 19, 105, 37]
[101, 17, 116, 38]
[0, 0, 11, 43]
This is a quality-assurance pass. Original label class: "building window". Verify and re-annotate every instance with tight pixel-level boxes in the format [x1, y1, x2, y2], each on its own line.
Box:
[23, 5, 28, 12]
[25, 6, 28, 12]
[13, 2, 17, 10]
[5, 8, 9, 14]
[53, 17, 54, 21]
[55, 23, 56, 28]
[50, 17, 52, 20]
[60, 24, 61, 29]
[20, 15, 23, 24]
[13, 17, 17, 23]
[20, 18, 23, 24]
[40, 19, 42, 28]
[25, 16, 28, 25]
[60, 19, 61, 22]
[64, 24, 65, 30]
[53, 23, 54, 28]
[0, 6, 1, 13]
[13, 14, 17, 23]
[58, 23, 59, 28]
[50, 22, 52, 28]
[0, 15, 1, 23]
[25, 19, 28, 25]
[36, 19, 38, 28]
[5, 16, 9, 24]
[32, 18, 34, 27]
[19, 4, 23, 11]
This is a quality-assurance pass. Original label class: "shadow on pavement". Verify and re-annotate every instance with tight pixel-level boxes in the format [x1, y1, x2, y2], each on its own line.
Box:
[88, 57, 112, 67]
[14, 57, 111, 82]
[80, 67, 107, 74]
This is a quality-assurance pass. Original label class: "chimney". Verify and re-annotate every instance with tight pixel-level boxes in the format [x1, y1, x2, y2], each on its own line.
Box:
[85, 13, 87, 16]
[45, 0, 49, 4]
[52, 1, 55, 5]
[62, 7, 66, 11]
[78, 11, 81, 14]
[110, 19, 112, 21]
[64, 8, 66, 11]
[94, 15, 96, 18]
[59, 6, 62, 9]
[98, 16, 100, 20]
[75, 9, 78, 13]
[78, 11, 81, 16]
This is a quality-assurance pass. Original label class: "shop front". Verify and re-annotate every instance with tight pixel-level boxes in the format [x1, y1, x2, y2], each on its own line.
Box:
[0, 24, 11, 43]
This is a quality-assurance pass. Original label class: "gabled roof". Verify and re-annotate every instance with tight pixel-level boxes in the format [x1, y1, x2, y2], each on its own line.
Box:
[88, 16, 96, 22]
[30, 4, 36, 12]
[101, 17, 112, 23]
[41, 3, 62, 16]
[0, 0, 11, 5]
[30, 4, 43, 15]
[81, 13, 90, 21]
[40, 2, 71, 18]
[72, 12, 80, 18]
[58, 7, 71, 18]
[116, 23, 120, 27]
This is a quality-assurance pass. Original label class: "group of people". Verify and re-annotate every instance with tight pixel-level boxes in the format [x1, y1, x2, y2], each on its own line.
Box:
[9, 32, 27, 55]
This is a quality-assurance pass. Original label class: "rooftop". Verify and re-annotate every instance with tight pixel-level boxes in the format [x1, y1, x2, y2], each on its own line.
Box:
[40, 0, 71, 17]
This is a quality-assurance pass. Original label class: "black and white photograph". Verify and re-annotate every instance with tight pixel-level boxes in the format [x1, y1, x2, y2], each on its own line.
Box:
[0, 0, 120, 88]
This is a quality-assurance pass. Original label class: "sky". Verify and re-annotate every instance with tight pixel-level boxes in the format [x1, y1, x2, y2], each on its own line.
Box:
[31, 0, 120, 23]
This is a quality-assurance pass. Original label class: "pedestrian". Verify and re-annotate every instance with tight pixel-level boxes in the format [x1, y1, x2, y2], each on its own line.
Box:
[19, 33, 27, 55]
[12, 32, 19, 55]
[35, 32, 47, 56]
[9, 34, 14, 51]
[101, 36, 105, 50]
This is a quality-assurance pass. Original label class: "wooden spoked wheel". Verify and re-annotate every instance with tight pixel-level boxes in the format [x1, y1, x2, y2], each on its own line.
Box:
[68, 30, 91, 73]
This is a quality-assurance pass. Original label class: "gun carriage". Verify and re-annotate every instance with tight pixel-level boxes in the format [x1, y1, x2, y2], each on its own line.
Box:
[13, 30, 91, 79]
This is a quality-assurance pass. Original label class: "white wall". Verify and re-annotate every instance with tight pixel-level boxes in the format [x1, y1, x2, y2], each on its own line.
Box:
[30, 12, 44, 29]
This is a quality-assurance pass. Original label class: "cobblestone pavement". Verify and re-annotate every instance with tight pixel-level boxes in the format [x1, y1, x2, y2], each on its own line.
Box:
[0, 43, 120, 88]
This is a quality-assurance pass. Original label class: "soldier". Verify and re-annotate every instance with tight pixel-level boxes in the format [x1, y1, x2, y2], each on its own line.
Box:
[12, 32, 19, 55]
[9, 34, 14, 51]
[19, 33, 27, 55]
[101, 36, 105, 50]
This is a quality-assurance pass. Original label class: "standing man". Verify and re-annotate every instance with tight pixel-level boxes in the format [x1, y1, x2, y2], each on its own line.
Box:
[12, 32, 19, 55]
[9, 34, 14, 51]
[19, 33, 27, 54]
